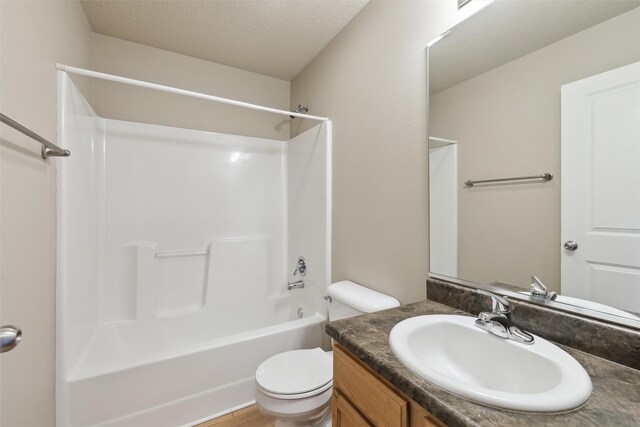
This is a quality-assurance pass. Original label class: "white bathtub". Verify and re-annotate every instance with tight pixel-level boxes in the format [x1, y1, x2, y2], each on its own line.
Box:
[57, 74, 332, 427]
[62, 304, 326, 427]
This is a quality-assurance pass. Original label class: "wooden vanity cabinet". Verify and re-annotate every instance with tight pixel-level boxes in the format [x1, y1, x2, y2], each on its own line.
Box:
[332, 344, 445, 427]
[333, 390, 372, 426]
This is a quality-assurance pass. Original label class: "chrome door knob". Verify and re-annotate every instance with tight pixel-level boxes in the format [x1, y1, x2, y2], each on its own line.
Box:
[563, 240, 578, 251]
[0, 325, 22, 353]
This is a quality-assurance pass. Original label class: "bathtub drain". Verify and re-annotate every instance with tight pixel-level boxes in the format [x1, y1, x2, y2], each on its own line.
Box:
[297, 307, 304, 318]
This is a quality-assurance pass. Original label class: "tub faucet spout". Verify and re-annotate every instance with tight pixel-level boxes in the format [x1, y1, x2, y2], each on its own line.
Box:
[287, 280, 304, 290]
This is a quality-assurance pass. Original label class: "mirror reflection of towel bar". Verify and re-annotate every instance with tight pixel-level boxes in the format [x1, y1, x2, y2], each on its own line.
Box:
[156, 250, 208, 258]
[465, 172, 553, 187]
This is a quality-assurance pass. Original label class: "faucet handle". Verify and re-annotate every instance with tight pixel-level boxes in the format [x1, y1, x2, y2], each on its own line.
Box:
[292, 257, 306, 277]
[477, 289, 510, 314]
[530, 275, 547, 296]
[530, 275, 558, 301]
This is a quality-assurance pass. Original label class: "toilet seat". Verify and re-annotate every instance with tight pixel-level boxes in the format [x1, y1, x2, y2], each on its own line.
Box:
[256, 348, 333, 400]
[258, 380, 333, 400]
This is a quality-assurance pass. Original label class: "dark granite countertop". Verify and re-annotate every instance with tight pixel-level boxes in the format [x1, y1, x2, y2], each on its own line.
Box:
[326, 299, 640, 427]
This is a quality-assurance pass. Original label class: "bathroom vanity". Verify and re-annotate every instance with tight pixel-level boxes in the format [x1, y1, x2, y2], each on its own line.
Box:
[327, 298, 640, 426]
[333, 344, 443, 427]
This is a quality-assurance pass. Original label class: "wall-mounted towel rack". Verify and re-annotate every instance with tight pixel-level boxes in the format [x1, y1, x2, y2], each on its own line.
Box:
[0, 113, 70, 159]
[464, 172, 553, 187]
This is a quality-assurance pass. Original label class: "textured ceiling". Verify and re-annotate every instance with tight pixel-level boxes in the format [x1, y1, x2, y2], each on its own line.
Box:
[430, 0, 640, 94]
[81, 0, 368, 81]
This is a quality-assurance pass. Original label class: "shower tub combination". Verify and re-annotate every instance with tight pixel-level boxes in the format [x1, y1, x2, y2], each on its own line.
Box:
[56, 70, 331, 426]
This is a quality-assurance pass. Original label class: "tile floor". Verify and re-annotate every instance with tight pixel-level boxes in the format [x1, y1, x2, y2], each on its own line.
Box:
[196, 405, 275, 427]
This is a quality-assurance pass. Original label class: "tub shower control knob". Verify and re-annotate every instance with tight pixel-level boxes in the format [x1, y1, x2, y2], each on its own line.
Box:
[292, 257, 306, 276]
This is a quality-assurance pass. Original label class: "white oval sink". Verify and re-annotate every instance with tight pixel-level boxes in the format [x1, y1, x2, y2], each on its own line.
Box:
[389, 315, 592, 412]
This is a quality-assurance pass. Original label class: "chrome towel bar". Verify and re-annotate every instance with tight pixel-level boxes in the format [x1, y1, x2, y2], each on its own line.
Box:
[465, 172, 553, 187]
[0, 113, 70, 159]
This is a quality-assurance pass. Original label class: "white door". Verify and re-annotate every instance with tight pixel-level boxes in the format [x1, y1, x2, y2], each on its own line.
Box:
[561, 62, 640, 314]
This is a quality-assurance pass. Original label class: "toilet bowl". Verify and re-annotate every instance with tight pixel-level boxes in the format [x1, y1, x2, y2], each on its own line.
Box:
[255, 348, 333, 426]
[254, 281, 400, 426]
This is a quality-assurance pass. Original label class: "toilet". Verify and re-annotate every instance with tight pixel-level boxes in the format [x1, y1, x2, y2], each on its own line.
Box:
[255, 280, 400, 426]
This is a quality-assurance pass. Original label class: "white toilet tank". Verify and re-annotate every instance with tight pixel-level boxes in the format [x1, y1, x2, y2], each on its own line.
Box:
[327, 280, 400, 321]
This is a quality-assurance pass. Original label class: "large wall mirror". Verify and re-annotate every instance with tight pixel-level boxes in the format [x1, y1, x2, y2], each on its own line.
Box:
[428, 0, 640, 328]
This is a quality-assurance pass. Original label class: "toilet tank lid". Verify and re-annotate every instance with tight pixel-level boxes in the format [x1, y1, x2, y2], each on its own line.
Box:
[327, 281, 400, 313]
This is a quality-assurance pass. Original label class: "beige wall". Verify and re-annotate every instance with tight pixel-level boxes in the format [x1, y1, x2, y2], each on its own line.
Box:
[91, 34, 290, 140]
[0, 1, 92, 426]
[290, 0, 485, 303]
[430, 8, 640, 292]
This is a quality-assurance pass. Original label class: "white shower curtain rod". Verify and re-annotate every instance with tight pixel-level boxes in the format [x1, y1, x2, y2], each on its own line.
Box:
[56, 64, 329, 122]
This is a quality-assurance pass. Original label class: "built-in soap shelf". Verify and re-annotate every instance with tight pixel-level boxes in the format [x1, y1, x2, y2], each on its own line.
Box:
[153, 245, 212, 317]
[130, 237, 273, 320]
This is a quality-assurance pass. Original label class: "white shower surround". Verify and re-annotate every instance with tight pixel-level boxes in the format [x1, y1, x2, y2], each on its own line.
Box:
[56, 73, 332, 426]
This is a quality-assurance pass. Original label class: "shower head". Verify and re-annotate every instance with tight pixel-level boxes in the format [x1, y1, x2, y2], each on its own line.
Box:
[290, 104, 309, 119]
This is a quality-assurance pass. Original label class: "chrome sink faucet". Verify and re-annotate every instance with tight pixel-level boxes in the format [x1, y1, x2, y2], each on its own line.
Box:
[475, 289, 535, 345]
[530, 275, 557, 301]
